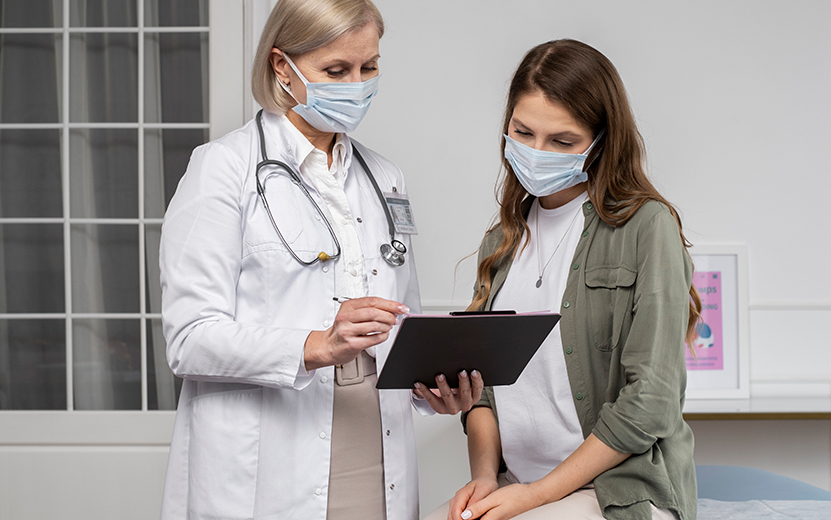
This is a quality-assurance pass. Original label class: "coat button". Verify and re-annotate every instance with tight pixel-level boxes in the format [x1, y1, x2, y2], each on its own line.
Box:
[575, 392, 584, 400]
[572, 263, 579, 270]
[386, 430, 391, 436]
[322, 265, 329, 273]
[319, 432, 326, 439]
[323, 320, 330, 327]
[315, 488, 322, 496]
[372, 269, 378, 275]
[586, 203, 594, 210]
[389, 484, 395, 490]
[563, 301, 570, 308]
[320, 375, 328, 383]
[357, 217, 363, 223]
[582, 230, 589, 237]
[565, 347, 573, 355]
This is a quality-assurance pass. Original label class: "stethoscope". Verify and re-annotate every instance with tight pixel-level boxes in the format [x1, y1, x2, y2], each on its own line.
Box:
[254, 109, 407, 267]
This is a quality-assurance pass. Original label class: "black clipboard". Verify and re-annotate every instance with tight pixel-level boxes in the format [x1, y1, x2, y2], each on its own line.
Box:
[375, 312, 560, 389]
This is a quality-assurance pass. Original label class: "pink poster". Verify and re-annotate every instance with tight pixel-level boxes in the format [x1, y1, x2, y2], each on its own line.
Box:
[686, 271, 723, 371]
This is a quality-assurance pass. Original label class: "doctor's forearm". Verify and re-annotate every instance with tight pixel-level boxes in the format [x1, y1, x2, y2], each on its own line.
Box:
[466, 407, 502, 481]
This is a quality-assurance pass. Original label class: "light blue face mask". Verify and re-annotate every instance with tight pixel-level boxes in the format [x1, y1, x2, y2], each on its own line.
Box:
[504, 129, 605, 197]
[279, 53, 379, 133]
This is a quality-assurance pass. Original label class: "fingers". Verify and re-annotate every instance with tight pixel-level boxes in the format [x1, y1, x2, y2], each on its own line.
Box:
[415, 370, 485, 415]
[448, 483, 475, 520]
[462, 497, 492, 520]
[467, 370, 484, 411]
[344, 296, 409, 316]
[456, 370, 473, 410]
[413, 382, 445, 413]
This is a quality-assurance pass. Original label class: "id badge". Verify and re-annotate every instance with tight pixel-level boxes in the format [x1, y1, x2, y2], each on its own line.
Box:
[384, 191, 418, 235]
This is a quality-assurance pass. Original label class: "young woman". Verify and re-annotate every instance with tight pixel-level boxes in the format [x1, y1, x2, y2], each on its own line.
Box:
[159, 1, 480, 519]
[427, 39, 701, 520]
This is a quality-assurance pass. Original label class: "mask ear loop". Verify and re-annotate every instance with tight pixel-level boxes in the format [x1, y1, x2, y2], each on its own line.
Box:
[275, 51, 305, 105]
[582, 128, 606, 173]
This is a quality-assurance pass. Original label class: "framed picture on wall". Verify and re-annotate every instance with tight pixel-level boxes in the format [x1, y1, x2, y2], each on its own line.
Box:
[685, 244, 750, 399]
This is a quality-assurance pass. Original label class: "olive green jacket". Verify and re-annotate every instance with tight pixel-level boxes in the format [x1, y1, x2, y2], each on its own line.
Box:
[469, 198, 696, 520]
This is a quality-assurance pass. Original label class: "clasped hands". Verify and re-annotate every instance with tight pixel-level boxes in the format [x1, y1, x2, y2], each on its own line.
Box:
[449, 477, 543, 520]
[304, 296, 483, 415]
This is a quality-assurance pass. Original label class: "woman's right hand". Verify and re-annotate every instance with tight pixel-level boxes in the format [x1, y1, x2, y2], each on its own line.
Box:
[304, 297, 408, 371]
[448, 477, 499, 520]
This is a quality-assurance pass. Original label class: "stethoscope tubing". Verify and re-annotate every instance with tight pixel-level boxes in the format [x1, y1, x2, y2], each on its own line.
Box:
[254, 109, 404, 267]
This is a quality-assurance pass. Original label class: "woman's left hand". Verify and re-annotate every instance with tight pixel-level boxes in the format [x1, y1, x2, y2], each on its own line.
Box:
[413, 370, 484, 414]
[458, 483, 542, 520]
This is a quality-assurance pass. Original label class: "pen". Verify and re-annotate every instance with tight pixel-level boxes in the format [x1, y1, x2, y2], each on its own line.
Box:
[333, 296, 352, 304]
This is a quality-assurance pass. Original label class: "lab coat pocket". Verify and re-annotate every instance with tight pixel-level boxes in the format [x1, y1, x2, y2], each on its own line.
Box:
[584, 266, 636, 351]
[188, 386, 262, 519]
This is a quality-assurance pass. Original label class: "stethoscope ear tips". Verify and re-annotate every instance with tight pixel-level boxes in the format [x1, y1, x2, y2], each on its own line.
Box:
[380, 241, 406, 266]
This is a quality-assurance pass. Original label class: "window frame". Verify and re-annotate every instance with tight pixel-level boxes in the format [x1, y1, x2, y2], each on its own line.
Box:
[0, 0, 245, 439]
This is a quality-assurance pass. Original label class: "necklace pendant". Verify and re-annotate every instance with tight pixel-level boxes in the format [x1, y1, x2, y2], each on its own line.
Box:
[535, 277, 543, 288]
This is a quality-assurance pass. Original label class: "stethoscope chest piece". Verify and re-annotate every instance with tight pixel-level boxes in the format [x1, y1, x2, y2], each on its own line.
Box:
[380, 239, 407, 267]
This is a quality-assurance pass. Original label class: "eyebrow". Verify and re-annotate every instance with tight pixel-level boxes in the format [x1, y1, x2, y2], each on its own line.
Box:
[512, 119, 583, 140]
[320, 55, 381, 68]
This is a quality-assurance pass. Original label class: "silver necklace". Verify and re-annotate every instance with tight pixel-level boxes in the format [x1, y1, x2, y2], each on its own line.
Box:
[534, 200, 582, 288]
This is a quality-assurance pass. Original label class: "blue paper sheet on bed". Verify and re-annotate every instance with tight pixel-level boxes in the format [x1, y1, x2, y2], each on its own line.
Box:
[696, 465, 831, 520]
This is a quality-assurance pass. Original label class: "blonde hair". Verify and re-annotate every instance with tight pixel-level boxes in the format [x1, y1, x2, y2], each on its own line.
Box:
[252, 0, 385, 114]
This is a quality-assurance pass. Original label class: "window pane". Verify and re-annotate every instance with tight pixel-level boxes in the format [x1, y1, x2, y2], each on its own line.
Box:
[70, 33, 138, 122]
[0, 130, 63, 217]
[69, 0, 137, 27]
[0, 224, 64, 314]
[0, 319, 66, 410]
[144, 129, 207, 217]
[0, 34, 63, 123]
[0, 0, 62, 28]
[147, 318, 180, 410]
[73, 318, 140, 410]
[70, 129, 138, 218]
[145, 223, 161, 313]
[145, 0, 208, 27]
[144, 33, 209, 123]
[71, 224, 139, 314]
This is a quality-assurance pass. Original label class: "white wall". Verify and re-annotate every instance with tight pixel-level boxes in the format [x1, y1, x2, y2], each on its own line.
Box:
[348, 0, 831, 515]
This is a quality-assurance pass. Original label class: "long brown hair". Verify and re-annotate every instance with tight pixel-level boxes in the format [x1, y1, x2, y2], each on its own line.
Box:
[470, 39, 701, 345]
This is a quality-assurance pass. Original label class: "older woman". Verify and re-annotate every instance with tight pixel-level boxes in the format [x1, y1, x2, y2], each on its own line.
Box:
[159, 1, 481, 519]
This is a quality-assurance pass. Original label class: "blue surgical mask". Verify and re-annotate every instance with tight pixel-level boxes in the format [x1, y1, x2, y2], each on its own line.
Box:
[279, 54, 379, 133]
[504, 130, 605, 197]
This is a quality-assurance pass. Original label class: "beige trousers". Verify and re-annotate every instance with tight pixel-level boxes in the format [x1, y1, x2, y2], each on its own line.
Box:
[326, 352, 386, 520]
[424, 475, 678, 520]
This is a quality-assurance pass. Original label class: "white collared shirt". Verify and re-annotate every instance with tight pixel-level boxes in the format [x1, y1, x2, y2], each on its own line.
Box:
[282, 119, 369, 303]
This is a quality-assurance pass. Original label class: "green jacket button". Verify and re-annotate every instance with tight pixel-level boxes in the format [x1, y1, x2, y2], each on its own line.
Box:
[575, 392, 584, 400]
[572, 263, 579, 270]
[565, 347, 573, 355]
[586, 203, 593, 210]
[582, 230, 589, 237]
[563, 301, 570, 308]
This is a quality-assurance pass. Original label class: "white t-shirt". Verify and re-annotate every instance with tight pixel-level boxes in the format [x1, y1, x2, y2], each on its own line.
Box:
[492, 193, 587, 484]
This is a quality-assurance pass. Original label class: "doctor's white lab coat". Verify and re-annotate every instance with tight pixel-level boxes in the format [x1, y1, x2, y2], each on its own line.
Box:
[159, 111, 424, 520]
